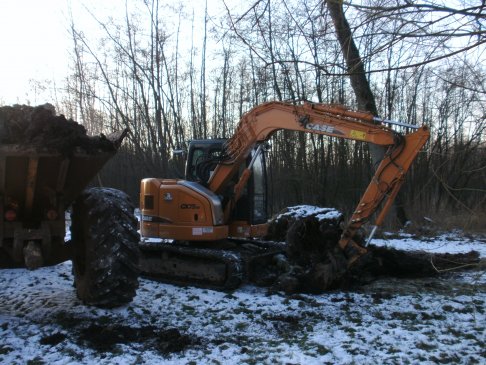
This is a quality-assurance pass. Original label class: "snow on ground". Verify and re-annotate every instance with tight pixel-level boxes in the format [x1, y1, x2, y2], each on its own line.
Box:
[373, 231, 486, 257]
[0, 232, 485, 364]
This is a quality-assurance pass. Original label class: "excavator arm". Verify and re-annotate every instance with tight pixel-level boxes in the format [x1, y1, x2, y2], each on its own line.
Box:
[208, 101, 430, 263]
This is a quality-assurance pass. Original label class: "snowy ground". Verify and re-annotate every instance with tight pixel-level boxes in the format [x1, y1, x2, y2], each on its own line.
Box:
[0, 232, 485, 364]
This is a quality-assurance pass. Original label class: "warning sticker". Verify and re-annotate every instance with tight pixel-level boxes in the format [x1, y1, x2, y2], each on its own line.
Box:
[192, 227, 203, 236]
[350, 130, 367, 140]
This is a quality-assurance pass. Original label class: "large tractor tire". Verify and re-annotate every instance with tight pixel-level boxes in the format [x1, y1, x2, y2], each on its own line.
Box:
[71, 187, 140, 308]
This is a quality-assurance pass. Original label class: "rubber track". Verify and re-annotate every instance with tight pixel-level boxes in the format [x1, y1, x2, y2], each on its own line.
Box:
[139, 241, 245, 290]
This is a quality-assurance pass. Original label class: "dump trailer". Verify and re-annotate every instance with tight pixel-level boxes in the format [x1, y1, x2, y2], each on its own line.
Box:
[0, 104, 139, 308]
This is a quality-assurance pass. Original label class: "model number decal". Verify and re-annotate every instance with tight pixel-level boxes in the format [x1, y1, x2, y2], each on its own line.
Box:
[180, 203, 200, 209]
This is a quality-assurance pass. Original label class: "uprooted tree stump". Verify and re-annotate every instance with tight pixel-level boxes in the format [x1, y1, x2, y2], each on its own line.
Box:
[266, 206, 481, 294]
[0, 103, 115, 154]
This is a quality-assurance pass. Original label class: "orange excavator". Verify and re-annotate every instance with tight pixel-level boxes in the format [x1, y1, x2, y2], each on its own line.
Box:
[139, 101, 429, 289]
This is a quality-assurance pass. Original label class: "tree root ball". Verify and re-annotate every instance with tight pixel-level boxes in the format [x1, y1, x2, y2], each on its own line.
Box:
[267, 205, 481, 294]
[266, 205, 344, 242]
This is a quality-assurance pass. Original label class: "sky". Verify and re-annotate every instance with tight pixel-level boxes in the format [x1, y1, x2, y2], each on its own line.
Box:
[3, 0, 480, 108]
[0, 0, 72, 104]
[0, 0, 228, 106]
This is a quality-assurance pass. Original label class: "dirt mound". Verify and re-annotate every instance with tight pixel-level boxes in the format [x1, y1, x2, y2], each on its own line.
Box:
[78, 324, 197, 354]
[0, 104, 115, 154]
[265, 206, 349, 293]
[40, 332, 67, 346]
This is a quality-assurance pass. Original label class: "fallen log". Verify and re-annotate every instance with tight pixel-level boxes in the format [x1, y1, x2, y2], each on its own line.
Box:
[359, 245, 481, 278]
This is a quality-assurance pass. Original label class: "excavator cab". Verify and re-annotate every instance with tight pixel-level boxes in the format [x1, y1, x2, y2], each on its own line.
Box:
[140, 140, 269, 241]
[185, 139, 268, 226]
[185, 139, 226, 184]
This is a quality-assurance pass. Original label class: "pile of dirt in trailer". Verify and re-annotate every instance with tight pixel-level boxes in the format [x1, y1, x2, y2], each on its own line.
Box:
[265, 206, 481, 294]
[0, 104, 115, 154]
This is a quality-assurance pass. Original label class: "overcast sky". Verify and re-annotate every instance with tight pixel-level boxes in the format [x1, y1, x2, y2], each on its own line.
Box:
[0, 0, 228, 106]
[0, 0, 71, 104]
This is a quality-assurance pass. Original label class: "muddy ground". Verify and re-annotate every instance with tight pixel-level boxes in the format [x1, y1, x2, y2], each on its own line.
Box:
[0, 232, 484, 364]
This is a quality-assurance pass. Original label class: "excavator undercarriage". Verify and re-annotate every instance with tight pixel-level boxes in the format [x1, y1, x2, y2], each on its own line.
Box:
[140, 238, 286, 289]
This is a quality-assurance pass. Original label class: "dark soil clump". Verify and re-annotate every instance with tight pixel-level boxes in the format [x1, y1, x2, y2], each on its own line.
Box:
[39, 332, 67, 346]
[0, 104, 115, 154]
[155, 327, 195, 354]
[266, 205, 343, 242]
[279, 216, 348, 293]
[78, 324, 198, 354]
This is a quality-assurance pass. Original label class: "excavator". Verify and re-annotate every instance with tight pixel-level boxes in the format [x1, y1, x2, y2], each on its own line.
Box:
[139, 101, 430, 289]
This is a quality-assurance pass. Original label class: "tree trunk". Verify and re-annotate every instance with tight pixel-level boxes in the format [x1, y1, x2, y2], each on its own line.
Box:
[325, 0, 381, 153]
[325, 0, 408, 225]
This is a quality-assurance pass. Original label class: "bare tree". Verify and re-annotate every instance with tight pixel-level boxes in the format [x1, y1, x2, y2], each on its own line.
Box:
[62, 0, 486, 227]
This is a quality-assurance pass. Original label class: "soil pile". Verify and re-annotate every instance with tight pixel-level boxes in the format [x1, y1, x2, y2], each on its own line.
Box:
[0, 104, 115, 154]
[78, 324, 197, 354]
[266, 207, 347, 293]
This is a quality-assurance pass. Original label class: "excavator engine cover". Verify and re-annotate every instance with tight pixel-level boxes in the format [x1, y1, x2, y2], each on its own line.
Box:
[140, 178, 228, 241]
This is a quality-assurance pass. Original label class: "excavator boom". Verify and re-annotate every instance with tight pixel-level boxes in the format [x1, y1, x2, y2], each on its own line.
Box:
[206, 101, 429, 261]
[209, 102, 400, 194]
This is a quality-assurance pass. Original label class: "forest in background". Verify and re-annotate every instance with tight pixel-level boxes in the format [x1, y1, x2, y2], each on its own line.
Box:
[28, 0, 486, 229]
